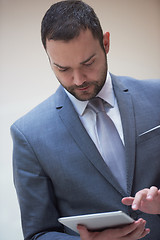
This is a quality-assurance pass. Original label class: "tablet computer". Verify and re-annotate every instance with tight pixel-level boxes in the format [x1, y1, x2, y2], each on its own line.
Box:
[58, 211, 134, 233]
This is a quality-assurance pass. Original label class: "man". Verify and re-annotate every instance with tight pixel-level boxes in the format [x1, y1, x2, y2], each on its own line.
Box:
[11, 1, 160, 239]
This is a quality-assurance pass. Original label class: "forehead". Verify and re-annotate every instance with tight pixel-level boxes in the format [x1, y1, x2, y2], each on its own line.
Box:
[46, 30, 101, 65]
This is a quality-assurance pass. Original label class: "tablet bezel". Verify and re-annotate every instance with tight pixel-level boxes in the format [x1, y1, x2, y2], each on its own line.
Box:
[58, 211, 134, 233]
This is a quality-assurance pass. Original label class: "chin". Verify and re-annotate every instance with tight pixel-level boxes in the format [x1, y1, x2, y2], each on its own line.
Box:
[68, 84, 102, 101]
[74, 92, 97, 101]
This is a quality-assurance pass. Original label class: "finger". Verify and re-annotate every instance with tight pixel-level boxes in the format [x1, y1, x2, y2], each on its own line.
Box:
[133, 219, 148, 238]
[158, 189, 160, 198]
[121, 197, 134, 206]
[132, 189, 148, 210]
[117, 219, 143, 237]
[124, 219, 148, 239]
[147, 186, 159, 200]
[138, 228, 150, 239]
[132, 219, 150, 239]
[77, 225, 89, 240]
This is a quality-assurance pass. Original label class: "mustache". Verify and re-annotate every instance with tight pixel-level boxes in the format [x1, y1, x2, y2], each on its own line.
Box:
[71, 82, 96, 90]
[76, 83, 90, 89]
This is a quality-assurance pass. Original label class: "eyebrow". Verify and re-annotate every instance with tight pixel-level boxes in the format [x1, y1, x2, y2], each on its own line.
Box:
[53, 54, 96, 69]
[80, 54, 96, 65]
[53, 62, 68, 70]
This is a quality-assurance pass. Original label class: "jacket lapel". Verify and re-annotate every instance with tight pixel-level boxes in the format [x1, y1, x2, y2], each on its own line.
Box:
[112, 74, 136, 196]
[54, 84, 135, 196]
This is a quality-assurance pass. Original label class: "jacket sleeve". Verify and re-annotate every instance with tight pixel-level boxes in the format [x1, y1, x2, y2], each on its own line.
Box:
[11, 123, 80, 240]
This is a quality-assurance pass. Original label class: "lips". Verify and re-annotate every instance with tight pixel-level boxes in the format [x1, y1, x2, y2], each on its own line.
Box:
[78, 86, 89, 91]
[76, 83, 91, 91]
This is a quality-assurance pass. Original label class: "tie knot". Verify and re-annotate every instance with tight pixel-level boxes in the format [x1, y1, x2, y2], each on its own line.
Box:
[88, 97, 105, 113]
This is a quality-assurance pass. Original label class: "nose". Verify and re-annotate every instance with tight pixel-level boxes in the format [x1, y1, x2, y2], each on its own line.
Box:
[72, 69, 86, 86]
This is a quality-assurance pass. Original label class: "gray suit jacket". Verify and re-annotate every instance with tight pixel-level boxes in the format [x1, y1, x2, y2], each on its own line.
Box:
[11, 74, 160, 240]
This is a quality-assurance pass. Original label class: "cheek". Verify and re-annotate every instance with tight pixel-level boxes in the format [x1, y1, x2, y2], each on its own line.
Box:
[54, 71, 73, 87]
[86, 66, 103, 80]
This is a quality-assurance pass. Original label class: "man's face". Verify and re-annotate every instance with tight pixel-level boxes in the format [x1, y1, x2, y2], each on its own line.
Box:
[46, 29, 109, 101]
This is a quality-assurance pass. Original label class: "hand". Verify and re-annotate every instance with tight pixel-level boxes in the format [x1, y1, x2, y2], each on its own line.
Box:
[122, 186, 160, 214]
[77, 218, 150, 240]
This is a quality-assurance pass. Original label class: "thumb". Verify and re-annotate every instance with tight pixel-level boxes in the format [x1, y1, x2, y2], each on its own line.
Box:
[77, 225, 89, 240]
[122, 197, 134, 206]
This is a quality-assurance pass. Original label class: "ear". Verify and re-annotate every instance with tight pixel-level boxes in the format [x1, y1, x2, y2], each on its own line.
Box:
[103, 32, 110, 54]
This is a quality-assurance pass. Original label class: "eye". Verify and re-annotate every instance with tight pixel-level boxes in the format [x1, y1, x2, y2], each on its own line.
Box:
[59, 68, 68, 72]
[84, 59, 95, 67]
[58, 67, 70, 72]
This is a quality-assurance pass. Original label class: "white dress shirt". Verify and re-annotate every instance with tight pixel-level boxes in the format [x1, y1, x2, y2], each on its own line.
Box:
[65, 72, 124, 154]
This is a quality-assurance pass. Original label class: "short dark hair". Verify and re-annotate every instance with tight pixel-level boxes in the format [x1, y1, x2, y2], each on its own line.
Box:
[41, 0, 104, 50]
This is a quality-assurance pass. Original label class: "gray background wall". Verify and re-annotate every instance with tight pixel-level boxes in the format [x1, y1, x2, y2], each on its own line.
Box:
[1, 0, 160, 239]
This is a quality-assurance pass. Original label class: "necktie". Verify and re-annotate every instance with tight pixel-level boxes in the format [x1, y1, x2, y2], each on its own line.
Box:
[88, 97, 127, 191]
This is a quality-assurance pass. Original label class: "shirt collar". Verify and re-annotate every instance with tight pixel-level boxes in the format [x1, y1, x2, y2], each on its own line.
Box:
[65, 72, 115, 116]
[97, 72, 115, 108]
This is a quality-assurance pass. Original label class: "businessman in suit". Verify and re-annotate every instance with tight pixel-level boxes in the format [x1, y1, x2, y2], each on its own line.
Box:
[11, 1, 160, 239]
